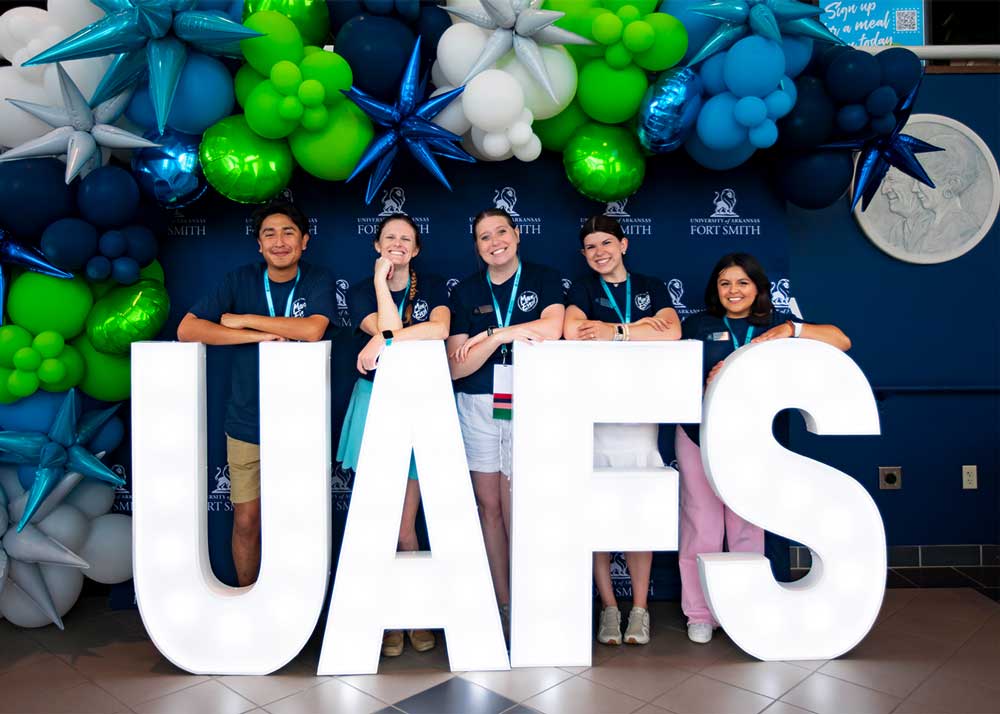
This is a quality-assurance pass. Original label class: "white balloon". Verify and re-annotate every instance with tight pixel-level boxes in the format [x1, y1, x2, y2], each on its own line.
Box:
[431, 85, 472, 136]
[79, 513, 132, 584]
[513, 134, 542, 162]
[444, 0, 486, 22]
[0, 466, 24, 501]
[467, 128, 513, 161]
[496, 46, 578, 121]
[436, 22, 489, 88]
[0, 67, 51, 147]
[65, 482, 115, 520]
[431, 59, 449, 90]
[507, 121, 532, 147]
[38, 504, 90, 553]
[482, 131, 512, 159]
[0, 565, 84, 628]
[0, 7, 48, 58]
[48, 0, 107, 36]
[463, 69, 524, 133]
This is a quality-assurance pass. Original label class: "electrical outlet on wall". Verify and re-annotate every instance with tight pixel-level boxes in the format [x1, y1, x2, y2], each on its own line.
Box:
[962, 465, 978, 489]
[879, 466, 902, 490]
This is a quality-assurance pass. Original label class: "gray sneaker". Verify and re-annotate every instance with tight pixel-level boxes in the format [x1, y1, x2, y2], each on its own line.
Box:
[624, 606, 650, 645]
[597, 606, 622, 645]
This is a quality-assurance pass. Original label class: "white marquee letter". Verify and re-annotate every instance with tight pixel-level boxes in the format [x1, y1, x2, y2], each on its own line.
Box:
[511, 341, 703, 667]
[319, 341, 508, 675]
[700, 339, 884, 661]
[132, 342, 332, 674]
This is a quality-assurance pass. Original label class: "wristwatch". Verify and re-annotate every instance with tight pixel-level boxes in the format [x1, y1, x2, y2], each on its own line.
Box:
[487, 326, 496, 337]
[382, 329, 394, 346]
[787, 320, 802, 338]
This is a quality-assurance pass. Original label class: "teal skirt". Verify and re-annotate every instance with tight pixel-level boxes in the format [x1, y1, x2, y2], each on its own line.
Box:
[336, 378, 418, 480]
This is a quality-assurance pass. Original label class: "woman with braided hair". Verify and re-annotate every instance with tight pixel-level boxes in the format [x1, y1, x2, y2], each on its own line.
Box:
[336, 212, 450, 658]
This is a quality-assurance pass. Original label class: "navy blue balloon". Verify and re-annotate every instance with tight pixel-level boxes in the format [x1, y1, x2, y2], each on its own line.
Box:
[777, 150, 854, 209]
[866, 85, 898, 117]
[782, 36, 813, 79]
[131, 129, 208, 209]
[685, 133, 755, 170]
[825, 49, 880, 103]
[126, 84, 157, 130]
[778, 76, 834, 150]
[335, 15, 415, 101]
[637, 68, 703, 154]
[99, 230, 127, 258]
[0, 389, 64, 431]
[415, 4, 451, 63]
[0, 159, 77, 240]
[814, 44, 850, 73]
[871, 112, 897, 135]
[40, 218, 98, 270]
[17, 465, 35, 491]
[836, 104, 868, 133]
[77, 167, 139, 228]
[123, 225, 158, 267]
[875, 47, 922, 97]
[328, 1, 363, 32]
[112, 256, 141, 285]
[86, 255, 112, 281]
[88, 414, 125, 455]
[395, 0, 420, 22]
[363, 0, 394, 13]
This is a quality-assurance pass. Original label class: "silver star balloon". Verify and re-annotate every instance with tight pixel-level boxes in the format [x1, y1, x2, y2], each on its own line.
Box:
[445, 0, 593, 102]
[0, 64, 158, 184]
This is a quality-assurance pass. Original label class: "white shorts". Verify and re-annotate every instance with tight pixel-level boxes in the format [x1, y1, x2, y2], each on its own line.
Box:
[593, 424, 664, 469]
[456, 393, 513, 477]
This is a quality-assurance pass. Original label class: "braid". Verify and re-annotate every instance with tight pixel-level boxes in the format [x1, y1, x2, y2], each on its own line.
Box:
[403, 266, 418, 325]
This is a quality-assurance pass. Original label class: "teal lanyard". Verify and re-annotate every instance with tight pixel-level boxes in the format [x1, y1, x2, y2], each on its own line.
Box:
[486, 262, 522, 362]
[263, 268, 300, 317]
[723, 316, 754, 350]
[599, 274, 631, 324]
[395, 275, 411, 319]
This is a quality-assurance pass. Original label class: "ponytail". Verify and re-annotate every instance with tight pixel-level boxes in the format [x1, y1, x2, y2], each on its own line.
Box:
[403, 266, 418, 325]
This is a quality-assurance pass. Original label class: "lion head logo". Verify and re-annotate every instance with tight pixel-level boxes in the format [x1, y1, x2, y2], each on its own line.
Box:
[493, 186, 519, 215]
[604, 198, 629, 217]
[770, 278, 790, 308]
[446, 277, 460, 296]
[379, 186, 406, 216]
[711, 188, 738, 217]
[667, 278, 685, 309]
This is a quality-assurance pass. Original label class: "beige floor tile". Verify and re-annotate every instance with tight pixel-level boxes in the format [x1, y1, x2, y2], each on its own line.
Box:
[55, 638, 167, 674]
[700, 660, 810, 699]
[524, 674, 647, 714]
[0, 627, 50, 673]
[338, 670, 454, 703]
[936, 648, 1000, 691]
[87, 670, 212, 708]
[460, 667, 574, 702]
[133, 680, 256, 714]
[893, 589, 997, 628]
[877, 607, 984, 648]
[818, 629, 950, 698]
[651, 674, 771, 714]
[629, 630, 740, 672]
[898, 671, 1000, 714]
[780, 672, 900, 714]
[781, 659, 828, 672]
[0, 652, 88, 705]
[0, 681, 130, 714]
[218, 666, 327, 707]
[263, 678, 387, 714]
[760, 702, 814, 714]
[560, 665, 591, 675]
[580, 654, 692, 702]
[632, 705, 675, 714]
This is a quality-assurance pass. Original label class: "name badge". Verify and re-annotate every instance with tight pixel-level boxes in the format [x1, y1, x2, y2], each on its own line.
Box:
[473, 304, 495, 315]
[492, 364, 513, 421]
[708, 331, 730, 342]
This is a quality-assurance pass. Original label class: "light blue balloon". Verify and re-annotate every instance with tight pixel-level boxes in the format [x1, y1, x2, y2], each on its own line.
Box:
[765, 77, 797, 119]
[723, 35, 785, 98]
[696, 92, 747, 151]
[782, 35, 814, 78]
[684, 133, 755, 170]
[637, 68, 704, 154]
[749, 119, 778, 148]
[660, 0, 721, 64]
[734, 96, 767, 127]
[168, 53, 235, 135]
[699, 52, 727, 96]
[126, 84, 157, 130]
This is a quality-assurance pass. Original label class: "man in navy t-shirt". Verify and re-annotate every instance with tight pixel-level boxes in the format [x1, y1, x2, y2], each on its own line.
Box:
[178, 200, 335, 586]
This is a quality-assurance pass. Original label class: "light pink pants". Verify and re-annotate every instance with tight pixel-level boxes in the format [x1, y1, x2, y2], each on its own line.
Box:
[675, 425, 764, 626]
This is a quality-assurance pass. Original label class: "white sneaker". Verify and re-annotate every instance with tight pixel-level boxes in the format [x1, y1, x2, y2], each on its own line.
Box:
[624, 607, 650, 645]
[597, 606, 622, 645]
[687, 622, 713, 644]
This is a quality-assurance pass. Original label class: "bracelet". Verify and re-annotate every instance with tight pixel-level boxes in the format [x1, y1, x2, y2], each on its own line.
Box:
[787, 320, 802, 338]
[614, 324, 624, 341]
[623, 322, 631, 342]
[487, 326, 495, 337]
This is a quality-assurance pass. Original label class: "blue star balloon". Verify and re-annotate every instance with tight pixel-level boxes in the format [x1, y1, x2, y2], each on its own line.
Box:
[0, 389, 124, 532]
[687, 0, 843, 66]
[823, 80, 943, 211]
[23, 0, 261, 134]
[0, 227, 74, 326]
[344, 36, 474, 205]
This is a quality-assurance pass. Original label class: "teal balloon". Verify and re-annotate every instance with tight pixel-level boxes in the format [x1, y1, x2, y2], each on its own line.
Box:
[563, 124, 645, 202]
[86, 280, 170, 355]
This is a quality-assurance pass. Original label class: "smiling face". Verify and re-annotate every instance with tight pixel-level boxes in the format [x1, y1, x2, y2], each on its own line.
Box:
[581, 231, 627, 278]
[475, 214, 519, 268]
[375, 218, 420, 267]
[257, 213, 308, 270]
[717, 265, 758, 319]
[881, 169, 918, 217]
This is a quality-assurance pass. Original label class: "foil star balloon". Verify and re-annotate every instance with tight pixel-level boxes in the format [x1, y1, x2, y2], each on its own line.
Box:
[0, 64, 158, 183]
[0, 389, 124, 533]
[686, 0, 843, 66]
[0, 227, 74, 326]
[446, 0, 593, 102]
[344, 37, 474, 205]
[823, 81, 943, 211]
[23, 0, 261, 134]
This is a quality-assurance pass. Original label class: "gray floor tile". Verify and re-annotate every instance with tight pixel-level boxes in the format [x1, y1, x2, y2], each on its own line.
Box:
[392, 677, 517, 714]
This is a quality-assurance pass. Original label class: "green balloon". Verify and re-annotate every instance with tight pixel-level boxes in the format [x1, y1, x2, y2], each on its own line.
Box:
[41, 344, 84, 393]
[616, 5, 642, 23]
[592, 13, 623, 45]
[200, 115, 294, 203]
[0, 368, 15, 404]
[563, 123, 646, 202]
[604, 41, 632, 69]
[634, 12, 688, 71]
[300, 105, 328, 131]
[7, 273, 93, 339]
[12, 347, 41, 372]
[241, 10, 305, 76]
[604, 0, 657, 13]
[577, 60, 648, 124]
[246, 81, 300, 138]
[623, 20, 655, 53]
[243, 0, 330, 46]
[37, 358, 66, 385]
[298, 78, 325, 106]
[73, 335, 131, 402]
[270, 60, 302, 94]
[279, 96, 304, 121]
[533, 99, 590, 152]
[140, 259, 165, 284]
[235, 64, 267, 108]
[87, 280, 171, 356]
[32, 331, 65, 359]
[300, 50, 351, 105]
[7, 370, 38, 398]
[0, 325, 32, 367]
[289, 100, 372, 180]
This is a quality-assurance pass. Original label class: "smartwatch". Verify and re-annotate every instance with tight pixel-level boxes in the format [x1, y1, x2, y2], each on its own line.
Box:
[382, 329, 394, 346]
[787, 320, 802, 338]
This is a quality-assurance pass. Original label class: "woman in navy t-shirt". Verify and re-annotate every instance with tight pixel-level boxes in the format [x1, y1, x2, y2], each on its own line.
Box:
[564, 214, 680, 647]
[447, 207, 565, 636]
[336, 212, 449, 658]
[678, 253, 850, 645]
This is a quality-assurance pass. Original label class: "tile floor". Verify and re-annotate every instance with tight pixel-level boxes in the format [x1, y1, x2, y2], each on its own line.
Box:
[1, 587, 998, 714]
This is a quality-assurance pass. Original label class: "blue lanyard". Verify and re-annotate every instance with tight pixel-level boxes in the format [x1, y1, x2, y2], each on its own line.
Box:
[395, 275, 411, 319]
[723, 316, 754, 350]
[486, 262, 522, 360]
[263, 268, 300, 317]
[599, 274, 630, 324]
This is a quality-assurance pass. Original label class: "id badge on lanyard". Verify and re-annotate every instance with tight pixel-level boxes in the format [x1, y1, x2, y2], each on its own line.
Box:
[492, 364, 513, 420]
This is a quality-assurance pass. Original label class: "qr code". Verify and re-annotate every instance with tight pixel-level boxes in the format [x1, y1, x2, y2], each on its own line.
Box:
[895, 9, 918, 32]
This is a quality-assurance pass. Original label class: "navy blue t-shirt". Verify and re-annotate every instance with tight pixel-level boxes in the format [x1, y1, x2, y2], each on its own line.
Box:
[680, 310, 801, 444]
[348, 272, 449, 382]
[189, 261, 335, 444]
[449, 261, 564, 395]
[566, 271, 671, 323]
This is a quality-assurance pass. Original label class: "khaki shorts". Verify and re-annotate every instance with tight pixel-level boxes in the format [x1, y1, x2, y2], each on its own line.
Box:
[226, 435, 261, 504]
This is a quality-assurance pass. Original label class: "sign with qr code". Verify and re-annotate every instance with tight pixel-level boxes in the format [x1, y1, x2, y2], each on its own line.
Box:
[820, 0, 926, 46]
